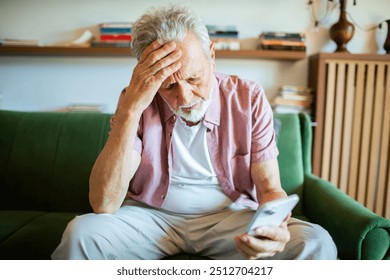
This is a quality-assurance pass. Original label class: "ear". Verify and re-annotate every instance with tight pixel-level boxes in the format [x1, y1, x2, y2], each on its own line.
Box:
[210, 42, 216, 59]
[209, 42, 216, 71]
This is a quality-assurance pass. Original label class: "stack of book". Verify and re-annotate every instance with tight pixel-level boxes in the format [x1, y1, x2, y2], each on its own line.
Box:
[272, 85, 313, 115]
[92, 22, 133, 47]
[206, 25, 240, 50]
[257, 32, 306, 52]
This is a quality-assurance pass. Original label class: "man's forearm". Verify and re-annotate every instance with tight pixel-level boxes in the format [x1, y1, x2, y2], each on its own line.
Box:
[251, 159, 286, 206]
[89, 111, 141, 214]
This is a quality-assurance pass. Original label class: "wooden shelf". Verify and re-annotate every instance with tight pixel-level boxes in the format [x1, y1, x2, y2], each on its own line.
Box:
[0, 46, 133, 57]
[215, 49, 305, 60]
[0, 45, 306, 61]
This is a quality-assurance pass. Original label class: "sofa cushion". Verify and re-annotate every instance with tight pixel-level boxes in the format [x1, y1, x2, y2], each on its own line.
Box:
[0, 210, 45, 242]
[0, 211, 76, 260]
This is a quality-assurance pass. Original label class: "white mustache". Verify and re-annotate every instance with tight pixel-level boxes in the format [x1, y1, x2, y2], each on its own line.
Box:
[179, 100, 200, 109]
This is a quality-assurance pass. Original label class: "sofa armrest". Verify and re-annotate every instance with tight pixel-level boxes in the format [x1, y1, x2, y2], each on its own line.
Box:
[303, 174, 390, 260]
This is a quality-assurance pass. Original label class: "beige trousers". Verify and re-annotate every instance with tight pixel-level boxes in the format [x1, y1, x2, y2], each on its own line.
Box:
[52, 200, 337, 260]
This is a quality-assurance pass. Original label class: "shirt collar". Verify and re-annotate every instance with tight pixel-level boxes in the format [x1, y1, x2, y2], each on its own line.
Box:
[202, 75, 220, 129]
[158, 95, 175, 123]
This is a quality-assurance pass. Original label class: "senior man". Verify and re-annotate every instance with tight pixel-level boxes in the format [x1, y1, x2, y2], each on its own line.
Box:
[52, 5, 336, 260]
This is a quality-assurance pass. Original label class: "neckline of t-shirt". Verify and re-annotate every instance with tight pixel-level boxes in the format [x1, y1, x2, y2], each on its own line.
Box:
[177, 116, 203, 132]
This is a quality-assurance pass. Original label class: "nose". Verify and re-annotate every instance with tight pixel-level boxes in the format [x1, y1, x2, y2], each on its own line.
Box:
[176, 82, 193, 107]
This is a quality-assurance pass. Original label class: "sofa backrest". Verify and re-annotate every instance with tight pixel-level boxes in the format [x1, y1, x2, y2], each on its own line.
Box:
[0, 111, 111, 213]
[0, 110, 308, 214]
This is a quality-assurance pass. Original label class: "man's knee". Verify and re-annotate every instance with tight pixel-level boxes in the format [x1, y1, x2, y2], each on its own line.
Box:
[275, 218, 337, 260]
[63, 213, 107, 242]
[285, 219, 338, 260]
[52, 213, 113, 259]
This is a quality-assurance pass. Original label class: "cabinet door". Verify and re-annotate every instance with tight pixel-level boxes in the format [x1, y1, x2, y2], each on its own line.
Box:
[310, 54, 390, 219]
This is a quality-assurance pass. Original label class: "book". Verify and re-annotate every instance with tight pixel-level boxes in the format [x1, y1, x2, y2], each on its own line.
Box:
[259, 32, 305, 41]
[0, 38, 41, 46]
[207, 25, 238, 32]
[100, 23, 132, 34]
[99, 22, 133, 28]
[273, 96, 312, 108]
[272, 84, 314, 117]
[212, 39, 240, 50]
[257, 31, 306, 51]
[210, 36, 240, 50]
[260, 39, 306, 47]
[280, 92, 313, 101]
[207, 25, 239, 38]
[280, 85, 312, 94]
[100, 27, 132, 33]
[99, 22, 133, 34]
[260, 44, 306, 51]
[91, 41, 131, 47]
[99, 34, 132, 41]
[96, 22, 133, 46]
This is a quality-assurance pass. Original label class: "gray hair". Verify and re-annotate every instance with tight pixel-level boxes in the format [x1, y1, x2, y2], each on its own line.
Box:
[131, 5, 211, 60]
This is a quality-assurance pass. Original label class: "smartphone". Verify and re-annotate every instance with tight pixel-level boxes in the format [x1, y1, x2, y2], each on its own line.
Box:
[246, 194, 299, 235]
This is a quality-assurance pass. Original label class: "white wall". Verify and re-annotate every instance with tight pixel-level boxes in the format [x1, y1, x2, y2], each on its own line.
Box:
[0, 0, 389, 112]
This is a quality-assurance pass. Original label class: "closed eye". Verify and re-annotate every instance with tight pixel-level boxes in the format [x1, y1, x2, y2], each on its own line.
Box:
[165, 84, 174, 90]
[188, 77, 200, 83]
[161, 83, 175, 90]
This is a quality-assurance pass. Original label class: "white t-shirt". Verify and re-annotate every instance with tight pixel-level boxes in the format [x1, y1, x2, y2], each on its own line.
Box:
[162, 117, 233, 214]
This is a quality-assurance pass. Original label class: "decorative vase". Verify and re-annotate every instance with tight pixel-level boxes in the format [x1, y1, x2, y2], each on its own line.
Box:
[329, 0, 355, 52]
[384, 19, 390, 54]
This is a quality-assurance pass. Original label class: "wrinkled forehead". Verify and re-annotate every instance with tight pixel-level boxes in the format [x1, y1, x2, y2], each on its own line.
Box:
[161, 67, 205, 88]
[175, 33, 209, 61]
[160, 35, 210, 86]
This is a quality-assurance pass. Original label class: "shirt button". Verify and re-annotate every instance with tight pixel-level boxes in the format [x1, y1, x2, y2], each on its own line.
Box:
[161, 195, 165, 199]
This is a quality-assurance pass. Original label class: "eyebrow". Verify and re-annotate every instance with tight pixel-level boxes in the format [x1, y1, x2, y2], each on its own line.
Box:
[161, 71, 203, 88]
[161, 77, 175, 89]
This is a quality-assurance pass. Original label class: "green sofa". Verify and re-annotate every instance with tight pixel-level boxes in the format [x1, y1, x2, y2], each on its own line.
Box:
[0, 110, 389, 260]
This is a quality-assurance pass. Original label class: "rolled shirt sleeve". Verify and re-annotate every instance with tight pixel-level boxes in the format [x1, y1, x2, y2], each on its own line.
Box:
[250, 84, 279, 163]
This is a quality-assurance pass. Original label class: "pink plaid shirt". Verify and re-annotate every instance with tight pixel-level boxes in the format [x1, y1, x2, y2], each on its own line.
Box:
[113, 72, 278, 209]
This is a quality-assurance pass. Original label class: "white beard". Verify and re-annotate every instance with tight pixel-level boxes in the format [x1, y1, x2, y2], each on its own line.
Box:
[164, 98, 211, 123]
[174, 99, 211, 122]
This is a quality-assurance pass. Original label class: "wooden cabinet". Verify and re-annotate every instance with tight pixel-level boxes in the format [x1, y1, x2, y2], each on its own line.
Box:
[308, 53, 390, 218]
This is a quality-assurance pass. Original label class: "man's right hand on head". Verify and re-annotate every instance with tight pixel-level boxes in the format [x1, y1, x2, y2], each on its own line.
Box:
[118, 40, 182, 117]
